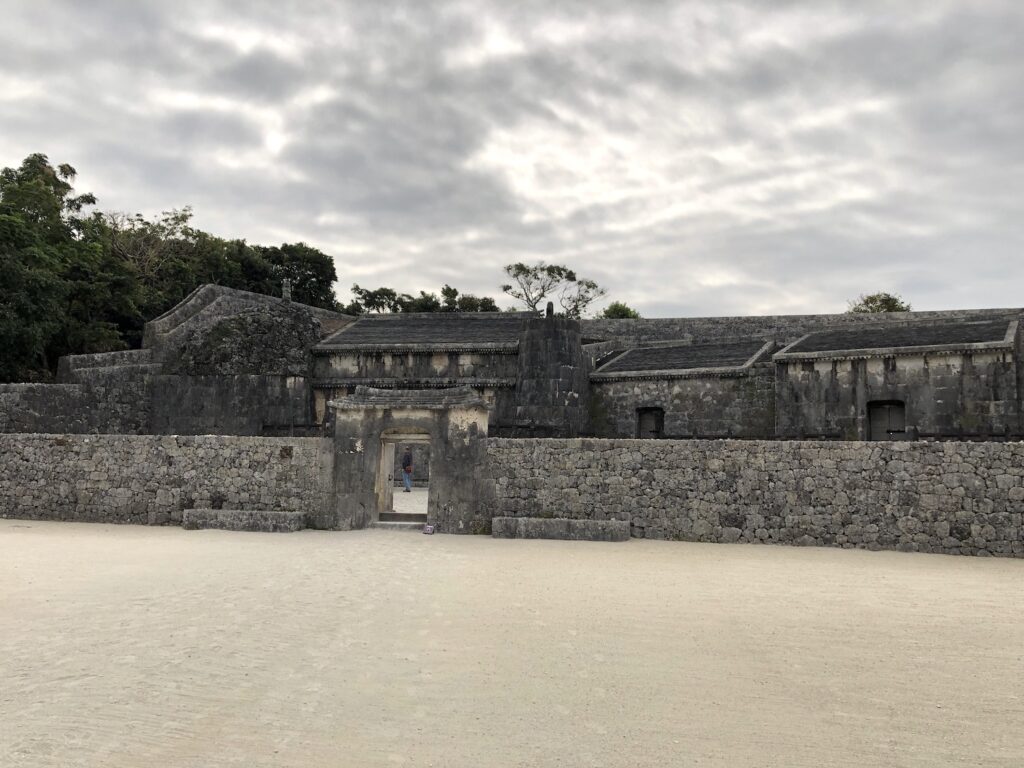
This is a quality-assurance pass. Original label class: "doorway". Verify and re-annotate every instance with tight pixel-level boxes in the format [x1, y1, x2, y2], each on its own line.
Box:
[636, 407, 665, 439]
[867, 400, 907, 441]
[377, 433, 431, 524]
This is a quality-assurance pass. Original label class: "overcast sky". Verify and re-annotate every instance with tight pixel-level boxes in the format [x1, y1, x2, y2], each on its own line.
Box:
[2, 1, 1022, 316]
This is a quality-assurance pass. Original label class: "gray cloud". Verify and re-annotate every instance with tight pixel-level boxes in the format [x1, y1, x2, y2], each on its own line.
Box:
[1, 0, 1023, 315]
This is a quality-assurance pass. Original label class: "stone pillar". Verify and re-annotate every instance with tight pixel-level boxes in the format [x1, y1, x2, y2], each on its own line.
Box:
[512, 314, 590, 437]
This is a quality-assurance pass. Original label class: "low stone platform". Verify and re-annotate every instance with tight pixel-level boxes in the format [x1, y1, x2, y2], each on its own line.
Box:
[491, 516, 630, 542]
[181, 508, 306, 533]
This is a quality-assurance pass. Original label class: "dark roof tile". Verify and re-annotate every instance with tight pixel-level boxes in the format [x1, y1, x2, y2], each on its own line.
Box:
[318, 312, 531, 347]
[600, 340, 766, 373]
[786, 320, 1011, 354]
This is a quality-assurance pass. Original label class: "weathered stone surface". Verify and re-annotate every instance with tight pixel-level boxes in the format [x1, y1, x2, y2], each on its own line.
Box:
[172, 303, 321, 376]
[182, 508, 306, 532]
[491, 516, 630, 541]
[481, 438, 1024, 557]
[0, 434, 332, 526]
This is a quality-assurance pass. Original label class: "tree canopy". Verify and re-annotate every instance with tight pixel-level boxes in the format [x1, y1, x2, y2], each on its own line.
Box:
[600, 301, 641, 319]
[847, 292, 912, 314]
[501, 261, 607, 318]
[343, 283, 499, 314]
[0, 153, 338, 381]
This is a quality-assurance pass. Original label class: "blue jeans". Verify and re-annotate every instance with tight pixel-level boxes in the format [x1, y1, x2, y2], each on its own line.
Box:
[402, 470, 413, 491]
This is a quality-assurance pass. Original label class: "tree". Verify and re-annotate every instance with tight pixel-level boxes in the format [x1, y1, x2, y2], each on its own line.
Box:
[255, 242, 339, 311]
[600, 301, 641, 319]
[0, 152, 346, 380]
[439, 284, 498, 313]
[847, 292, 912, 314]
[0, 154, 127, 378]
[344, 283, 499, 314]
[501, 261, 607, 318]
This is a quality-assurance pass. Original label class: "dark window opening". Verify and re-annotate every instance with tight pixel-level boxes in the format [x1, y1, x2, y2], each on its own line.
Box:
[868, 400, 906, 441]
[636, 407, 665, 439]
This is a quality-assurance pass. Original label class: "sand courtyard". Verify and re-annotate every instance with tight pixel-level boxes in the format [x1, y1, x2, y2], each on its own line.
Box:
[1, 520, 1022, 767]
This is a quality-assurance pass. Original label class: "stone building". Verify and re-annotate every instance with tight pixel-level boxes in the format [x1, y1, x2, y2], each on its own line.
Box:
[1, 283, 1022, 442]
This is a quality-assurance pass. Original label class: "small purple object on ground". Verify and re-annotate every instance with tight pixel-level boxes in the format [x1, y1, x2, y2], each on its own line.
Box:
[422, 524, 435, 535]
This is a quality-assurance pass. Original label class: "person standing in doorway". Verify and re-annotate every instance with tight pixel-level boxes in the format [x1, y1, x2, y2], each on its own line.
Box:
[401, 447, 413, 492]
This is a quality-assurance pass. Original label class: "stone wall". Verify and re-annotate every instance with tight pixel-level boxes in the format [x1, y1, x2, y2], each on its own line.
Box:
[172, 303, 321, 377]
[482, 438, 1024, 556]
[589, 365, 775, 438]
[143, 284, 351, 359]
[0, 434, 332, 526]
[776, 351, 1021, 440]
[149, 375, 317, 436]
[0, 366, 152, 435]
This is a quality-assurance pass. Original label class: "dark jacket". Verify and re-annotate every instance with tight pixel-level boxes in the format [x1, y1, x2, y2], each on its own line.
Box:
[401, 451, 413, 472]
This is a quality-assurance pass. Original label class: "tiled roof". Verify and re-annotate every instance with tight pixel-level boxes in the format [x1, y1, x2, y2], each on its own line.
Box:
[785, 320, 1012, 355]
[317, 312, 531, 348]
[599, 340, 767, 373]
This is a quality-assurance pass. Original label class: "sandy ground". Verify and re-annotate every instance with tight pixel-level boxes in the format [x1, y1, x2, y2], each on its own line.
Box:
[1, 520, 1022, 768]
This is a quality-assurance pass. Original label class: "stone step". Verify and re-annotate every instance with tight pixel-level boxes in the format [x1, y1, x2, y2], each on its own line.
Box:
[182, 508, 305, 533]
[491, 517, 630, 542]
[379, 511, 427, 523]
[369, 521, 426, 532]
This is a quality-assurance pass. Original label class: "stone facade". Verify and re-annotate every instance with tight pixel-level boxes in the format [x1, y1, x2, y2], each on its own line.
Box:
[482, 438, 1024, 556]
[590, 365, 776, 438]
[0, 434, 332, 526]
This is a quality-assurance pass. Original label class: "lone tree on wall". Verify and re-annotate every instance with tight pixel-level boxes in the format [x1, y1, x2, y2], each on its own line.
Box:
[600, 301, 641, 319]
[847, 292, 912, 313]
[501, 261, 607, 318]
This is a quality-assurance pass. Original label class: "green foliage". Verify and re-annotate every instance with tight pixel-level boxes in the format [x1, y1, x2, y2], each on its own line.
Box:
[846, 292, 912, 314]
[345, 283, 499, 314]
[0, 153, 341, 382]
[501, 261, 607, 318]
[600, 301, 641, 319]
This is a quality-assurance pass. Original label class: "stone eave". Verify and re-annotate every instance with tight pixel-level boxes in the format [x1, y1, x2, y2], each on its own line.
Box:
[773, 344, 1015, 364]
[312, 377, 516, 389]
[311, 342, 519, 355]
[590, 367, 756, 383]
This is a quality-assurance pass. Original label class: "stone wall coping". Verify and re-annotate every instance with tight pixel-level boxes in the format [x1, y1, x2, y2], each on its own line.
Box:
[590, 340, 775, 382]
[328, 385, 490, 411]
[773, 320, 1018, 363]
[0, 432, 329, 445]
[313, 377, 515, 389]
[483, 436, 1024, 450]
[311, 342, 519, 355]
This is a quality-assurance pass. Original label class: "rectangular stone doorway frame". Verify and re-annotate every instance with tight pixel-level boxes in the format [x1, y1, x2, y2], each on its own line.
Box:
[377, 432, 431, 518]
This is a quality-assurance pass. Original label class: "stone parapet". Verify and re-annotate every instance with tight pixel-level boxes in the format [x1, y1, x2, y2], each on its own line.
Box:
[0, 434, 332, 526]
[482, 438, 1024, 557]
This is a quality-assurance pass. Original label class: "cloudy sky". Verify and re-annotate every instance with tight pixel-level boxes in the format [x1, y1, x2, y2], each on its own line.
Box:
[2, 1, 1022, 316]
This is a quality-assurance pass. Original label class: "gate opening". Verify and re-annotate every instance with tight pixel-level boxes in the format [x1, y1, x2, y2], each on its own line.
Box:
[377, 432, 431, 524]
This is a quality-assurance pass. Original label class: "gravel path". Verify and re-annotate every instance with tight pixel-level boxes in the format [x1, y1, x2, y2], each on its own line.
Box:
[1, 520, 1022, 767]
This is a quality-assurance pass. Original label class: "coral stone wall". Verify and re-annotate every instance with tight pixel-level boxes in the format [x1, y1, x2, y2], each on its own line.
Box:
[776, 351, 1021, 440]
[0, 434, 332, 526]
[483, 438, 1024, 557]
[589, 366, 776, 438]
